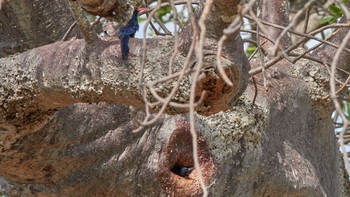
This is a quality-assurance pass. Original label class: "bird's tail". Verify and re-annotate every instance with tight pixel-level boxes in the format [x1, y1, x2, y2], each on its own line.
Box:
[121, 36, 130, 60]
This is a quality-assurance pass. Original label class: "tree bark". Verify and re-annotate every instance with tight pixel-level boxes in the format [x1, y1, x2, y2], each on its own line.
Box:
[0, 0, 349, 196]
[0, 0, 81, 57]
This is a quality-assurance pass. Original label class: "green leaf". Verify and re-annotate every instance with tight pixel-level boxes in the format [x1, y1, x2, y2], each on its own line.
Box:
[138, 17, 145, 23]
[328, 4, 343, 18]
[246, 45, 257, 58]
[342, 0, 349, 4]
[345, 101, 350, 119]
[319, 15, 335, 25]
[156, 7, 172, 19]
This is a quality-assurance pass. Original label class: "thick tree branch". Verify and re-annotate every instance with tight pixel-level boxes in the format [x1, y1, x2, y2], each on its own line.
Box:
[67, 0, 98, 44]
[179, 0, 250, 106]
[1, 1, 348, 196]
[206, 0, 241, 40]
[0, 37, 244, 127]
[315, 18, 350, 78]
[258, 0, 292, 50]
[0, 103, 215, 196]
[71, 0, 135, 24]
[0, 0, 80, 57]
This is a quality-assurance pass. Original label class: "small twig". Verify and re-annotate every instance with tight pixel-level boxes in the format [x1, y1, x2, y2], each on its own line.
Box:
[300, 5, 311, 47]
[245, 15, 350, 53]
[133, 0, 198, 130]
[291, 30, 337, 64]
[249, 24, 350, 75]
[190, 0, 213, 195]
[67, 0, 98, 44]
[168, 0, 180, 74]
[252, 76, 258, 105]
[61, 21, 77, 41]
[90, 16, 101, 28]
[139, 0, 162, 129]
[272, 0, 316, 55]
[152, 14, 173, 36]
[148, 85, 207, 108]
[146, 12, 172, 36]
[241, 29, 276, 45]
[149, 21, 167, 36]
[322, 74, 350, 100]
[150, 68, 194, 84]
[256, 25, 267, 89]
[144, 1, 159, 36]
[247, 43, 260, 59]
[144, 1, 170, 36]
[303, 6, 311, 34]
[329, 30, 350, 177]
[139, 0, 200, 15]
[248, 9, 269, 39]
[249, 25, 339, 67]
[136, 57, 195, 127]
[216, 0, 257, 86]
[338, 1, 350, 20]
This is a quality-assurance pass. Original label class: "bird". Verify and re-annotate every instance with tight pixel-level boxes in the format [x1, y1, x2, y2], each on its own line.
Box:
[170, 163, 193, 177]
[118, 7, 147, 60]
[180, 166, 193, 177]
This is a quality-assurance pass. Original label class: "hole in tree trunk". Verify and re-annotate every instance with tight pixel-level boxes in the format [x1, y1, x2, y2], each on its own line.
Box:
[158, 118, 216, 196]
[170, 163, 193, 177]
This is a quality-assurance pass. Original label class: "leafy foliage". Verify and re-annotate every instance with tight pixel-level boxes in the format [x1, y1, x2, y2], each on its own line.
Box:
[319, 4, 343, 25]
[156, 7, 172, 19]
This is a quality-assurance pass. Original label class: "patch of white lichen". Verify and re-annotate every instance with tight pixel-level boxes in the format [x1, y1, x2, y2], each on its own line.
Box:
[288, 58, 330, 102]
[195, 96, 267, 162]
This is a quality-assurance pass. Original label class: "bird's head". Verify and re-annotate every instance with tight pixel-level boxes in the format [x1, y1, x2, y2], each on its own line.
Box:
[180, 167, 193, 177]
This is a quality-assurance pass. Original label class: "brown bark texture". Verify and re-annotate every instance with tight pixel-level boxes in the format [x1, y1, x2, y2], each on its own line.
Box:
[0, 0, 349, 196]
[0, 0, 81, 57]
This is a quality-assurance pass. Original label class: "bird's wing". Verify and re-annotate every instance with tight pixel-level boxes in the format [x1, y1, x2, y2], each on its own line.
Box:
[129, 22, 139, 37]
[118, 27, 131, 38]
[129, 25, 139, 38]
[118, 24, 139, 38]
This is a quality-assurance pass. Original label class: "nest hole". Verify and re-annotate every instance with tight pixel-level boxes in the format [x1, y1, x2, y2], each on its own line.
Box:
[170, 163, 193, 177]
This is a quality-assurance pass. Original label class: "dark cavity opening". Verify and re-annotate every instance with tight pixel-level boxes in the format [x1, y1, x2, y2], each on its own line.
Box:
[170, 163, 193, 177]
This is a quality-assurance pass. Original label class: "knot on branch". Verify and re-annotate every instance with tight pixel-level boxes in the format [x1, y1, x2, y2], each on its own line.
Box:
[70, 0, 139, 23]
[195, 56, 245, 115]
[75, 0, 118, 17]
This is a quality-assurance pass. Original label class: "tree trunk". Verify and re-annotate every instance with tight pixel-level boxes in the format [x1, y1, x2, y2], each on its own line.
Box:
[0, 0, 349, 196]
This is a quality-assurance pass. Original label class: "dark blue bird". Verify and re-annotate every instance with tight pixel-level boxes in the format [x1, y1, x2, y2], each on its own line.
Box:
[170, 163, 193, 177]
[118, 8, 147, 60]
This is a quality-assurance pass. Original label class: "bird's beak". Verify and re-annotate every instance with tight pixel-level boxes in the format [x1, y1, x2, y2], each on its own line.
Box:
[136, 7, 148, 12]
